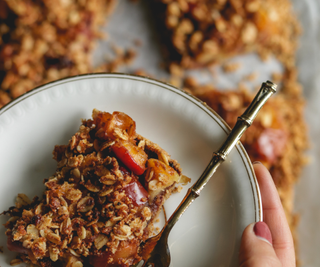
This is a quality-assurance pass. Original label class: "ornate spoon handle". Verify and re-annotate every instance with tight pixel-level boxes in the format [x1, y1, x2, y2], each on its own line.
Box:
[164, 80, 277, 234]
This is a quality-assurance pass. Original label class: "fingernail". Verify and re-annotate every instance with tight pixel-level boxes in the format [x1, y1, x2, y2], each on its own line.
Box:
[253, 221, 272, 245]
[252, 161, 262, 165]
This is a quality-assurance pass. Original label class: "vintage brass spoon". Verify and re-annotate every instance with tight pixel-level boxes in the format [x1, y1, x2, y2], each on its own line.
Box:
[134, 81, 277, 267]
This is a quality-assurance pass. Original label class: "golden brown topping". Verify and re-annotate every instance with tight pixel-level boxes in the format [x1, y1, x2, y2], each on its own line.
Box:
[152, 0, 300, 71]
[0, 0, 117, 108]
[4, 109, 188, 267]
[145, 158, 181, 200]
[93, 110, 137, 141]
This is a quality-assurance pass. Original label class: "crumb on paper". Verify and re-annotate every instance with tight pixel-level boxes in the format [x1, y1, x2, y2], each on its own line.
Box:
[244, 72, 257, 81]
[222, 62, 241, 73]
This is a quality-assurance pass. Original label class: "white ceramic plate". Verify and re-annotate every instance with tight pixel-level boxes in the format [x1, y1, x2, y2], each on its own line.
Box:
[0, 73, 261, 267]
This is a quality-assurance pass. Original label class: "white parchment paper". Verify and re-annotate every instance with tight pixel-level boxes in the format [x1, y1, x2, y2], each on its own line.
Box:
[92, 0, 320, 266]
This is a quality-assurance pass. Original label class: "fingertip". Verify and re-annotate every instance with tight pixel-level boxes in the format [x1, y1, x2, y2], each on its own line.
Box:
[239, 222, 281, 267]
[253, 161, 272, 178]
[253, 221, 273, 245]
[251, 161, 295, 266]
[242, 222, 255, 237]
[241, 221, 272, 246]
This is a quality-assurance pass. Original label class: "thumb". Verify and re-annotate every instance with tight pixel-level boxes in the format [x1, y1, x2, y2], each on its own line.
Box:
[239, 222, 282, 267]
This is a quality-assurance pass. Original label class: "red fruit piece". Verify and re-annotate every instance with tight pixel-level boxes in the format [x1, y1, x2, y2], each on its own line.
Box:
[253, 128, 287, 164]
[89, 240, 139, 267]
[7, 236, 30, 255]
[123, 179, 148, 207]
[112, 140, 147, 175]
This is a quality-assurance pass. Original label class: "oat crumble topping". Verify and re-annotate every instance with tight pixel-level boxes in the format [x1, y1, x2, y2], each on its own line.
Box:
[150, 0, 301, 72]
[0, 0, 117, 107]
[4, 110, 189, 267]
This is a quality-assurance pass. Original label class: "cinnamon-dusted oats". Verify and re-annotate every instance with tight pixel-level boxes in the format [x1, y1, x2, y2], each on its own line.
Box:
[4, 110, 189, 267]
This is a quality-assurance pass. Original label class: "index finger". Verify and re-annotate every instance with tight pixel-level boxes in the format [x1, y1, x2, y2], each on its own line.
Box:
[253, 162, 296, 267]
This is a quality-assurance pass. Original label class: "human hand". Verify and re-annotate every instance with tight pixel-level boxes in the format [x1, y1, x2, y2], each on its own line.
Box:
[239, 162, 296, 267]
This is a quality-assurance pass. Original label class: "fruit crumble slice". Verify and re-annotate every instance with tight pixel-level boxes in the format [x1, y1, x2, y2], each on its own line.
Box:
[0, 0, 117, 107]
[4, 110, 189, 267]
[150, 0, 300, 70]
